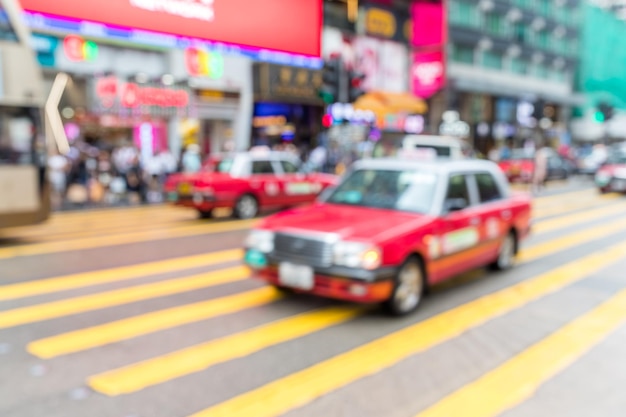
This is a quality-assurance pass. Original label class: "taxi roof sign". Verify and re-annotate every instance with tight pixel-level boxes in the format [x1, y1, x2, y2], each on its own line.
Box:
[398, 147, 438, 161]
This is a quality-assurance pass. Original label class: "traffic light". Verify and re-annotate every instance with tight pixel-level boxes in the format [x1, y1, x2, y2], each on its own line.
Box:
[348, 70, 366, 103]
[318, 57, 341, 104]
[598, 102, 614, 122]
[593, 110, 605, 123]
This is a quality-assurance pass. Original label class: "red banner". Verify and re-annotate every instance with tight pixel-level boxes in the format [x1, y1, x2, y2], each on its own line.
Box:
[20, 0, 322, 56]
[411, 50, 445, 99]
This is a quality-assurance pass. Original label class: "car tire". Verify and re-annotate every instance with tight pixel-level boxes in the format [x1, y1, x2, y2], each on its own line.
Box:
[234, 194, 259, 219]
[383, 256, 426, 316]
[272, 284, 295, 295]
[197, 209, 213, 219]
[490, 232, 517, 271]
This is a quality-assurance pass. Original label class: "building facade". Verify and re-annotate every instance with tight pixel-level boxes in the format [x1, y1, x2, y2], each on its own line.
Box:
[445, 0, 583, 153]
[21, 0, 323, 159]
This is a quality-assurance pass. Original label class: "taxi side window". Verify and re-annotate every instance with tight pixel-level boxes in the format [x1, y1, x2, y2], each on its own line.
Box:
[444, 174, 471, 212]
[252, 160, 275, 174]
[475, 173, 502, 203]
[281, 160, 300, 174]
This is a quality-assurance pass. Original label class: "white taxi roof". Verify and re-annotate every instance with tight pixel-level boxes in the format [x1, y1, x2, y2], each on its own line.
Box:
[353, 157, 503, 176]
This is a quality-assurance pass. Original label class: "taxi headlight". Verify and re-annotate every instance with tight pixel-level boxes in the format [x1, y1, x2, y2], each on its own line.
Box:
[245, 229, 275, 253]
[595, 172, 611, 185]
[333, 241, 382, 270]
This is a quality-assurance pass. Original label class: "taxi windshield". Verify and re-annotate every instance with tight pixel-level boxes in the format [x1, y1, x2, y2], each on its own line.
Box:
[326, 169, 438, 213]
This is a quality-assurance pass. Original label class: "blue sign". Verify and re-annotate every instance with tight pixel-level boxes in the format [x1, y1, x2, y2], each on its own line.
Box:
[23, 11, 323, 69]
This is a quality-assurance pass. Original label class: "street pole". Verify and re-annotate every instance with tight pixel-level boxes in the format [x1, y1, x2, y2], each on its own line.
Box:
[338, 56, 348, 104]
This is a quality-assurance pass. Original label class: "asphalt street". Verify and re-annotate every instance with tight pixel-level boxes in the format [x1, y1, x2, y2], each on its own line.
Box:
[2, 176, 626, 417]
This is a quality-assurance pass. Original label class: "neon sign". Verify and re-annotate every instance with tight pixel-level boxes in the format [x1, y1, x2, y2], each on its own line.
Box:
[129, 0, 215, 22]
[95, 77, 189, 108]
[64, 35, 98, 62]
[184, 48, 224, 78]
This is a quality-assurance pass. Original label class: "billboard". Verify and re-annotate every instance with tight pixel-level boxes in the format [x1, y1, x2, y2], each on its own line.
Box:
[411, 1, 447, 49]
[411, 49, 445, 99]
[19, 0, 322, 56]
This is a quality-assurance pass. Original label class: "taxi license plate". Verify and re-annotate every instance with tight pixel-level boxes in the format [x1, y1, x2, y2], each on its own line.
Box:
[178, 183, 192, 195]
[278, 262, 314, 290]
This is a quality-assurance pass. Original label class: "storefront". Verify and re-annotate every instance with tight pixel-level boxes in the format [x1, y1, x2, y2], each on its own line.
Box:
[252, 63, 325, 149]
[169, 50, 253, 157]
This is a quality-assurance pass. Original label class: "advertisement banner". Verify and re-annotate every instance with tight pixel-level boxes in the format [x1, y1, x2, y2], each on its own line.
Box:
[357, 4, 411, 44]
[19, 0, 322, 56]
[411, 49, 445, 99]
[411, 0, 447, 49]
[351, 36, 408, 93]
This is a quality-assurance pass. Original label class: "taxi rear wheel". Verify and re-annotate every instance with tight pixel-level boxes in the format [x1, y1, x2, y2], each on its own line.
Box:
[491, 232, 516, 271]
[234, 194, 259, 219]
[384, 256, 425, 316]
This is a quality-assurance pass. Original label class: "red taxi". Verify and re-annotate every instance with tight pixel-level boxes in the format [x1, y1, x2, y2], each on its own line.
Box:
[497, 150, 535, 183]
[164, 150, 338, 219]
[595, 149, 626, 193]
[244, 158, 532, 315]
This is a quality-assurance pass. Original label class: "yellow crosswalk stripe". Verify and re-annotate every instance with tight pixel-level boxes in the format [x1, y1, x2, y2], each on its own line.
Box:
[0, 266, 249, 329]
[531, 201, 626, 234]
[414, 288, 626, 417]
[185, 240, 626, 417]
[0, 219, 256, 260]
[19, 200, 626, 355]
[27, 286, 283, 359]
[533, 193, 620, 219]
[87, 306, 363, 396]
[519, 216, 626, 263]
[0, 249, 243, 301]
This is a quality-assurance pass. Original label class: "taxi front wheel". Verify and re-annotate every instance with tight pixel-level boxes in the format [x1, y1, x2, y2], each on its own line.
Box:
[234, 194, 259, 219]
[384, 256, 425, 316]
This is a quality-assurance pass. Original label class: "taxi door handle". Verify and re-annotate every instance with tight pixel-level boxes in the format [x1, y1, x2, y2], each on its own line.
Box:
[470, 217, 481, 226]
[501, 210, 512, 220]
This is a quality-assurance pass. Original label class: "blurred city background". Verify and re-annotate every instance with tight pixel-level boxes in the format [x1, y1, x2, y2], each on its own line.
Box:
[3, 1, 626, 417]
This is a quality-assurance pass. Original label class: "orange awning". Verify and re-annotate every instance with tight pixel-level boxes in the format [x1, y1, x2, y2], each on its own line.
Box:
[353, 91, 428, 116]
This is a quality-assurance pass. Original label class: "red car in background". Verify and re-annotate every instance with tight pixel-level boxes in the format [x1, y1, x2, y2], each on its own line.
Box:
[498, 149, 575, 183]
[164, 149, 338, 219]
[595, 149, 626, 193]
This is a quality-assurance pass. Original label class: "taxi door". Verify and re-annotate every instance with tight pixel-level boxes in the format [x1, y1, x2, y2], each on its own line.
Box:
[434, 173, 484, 282]
[249, 159, 285, 208]
[471, 172, 511, 263]
[277, 159, 319, 205]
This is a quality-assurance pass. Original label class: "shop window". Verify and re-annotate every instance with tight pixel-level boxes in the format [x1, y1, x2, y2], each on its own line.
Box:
[539, 0, 550, 17]
[538, 31, 549, 49]
[450, 1, 479, 28]
[280, 160, 300, 174]
[485, 13, 503, 36]
[0, 7, 18, 42]
[514, 23, 526, 44]
[252, 160, 275, 175]
[482, 51, 502, 70]
[511, 58, 527, 75]
[452, 44, 474, 64]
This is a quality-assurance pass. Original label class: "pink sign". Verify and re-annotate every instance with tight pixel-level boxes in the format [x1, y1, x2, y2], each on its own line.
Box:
[411, 1, 447, 48]
[411, 50, 445, 99]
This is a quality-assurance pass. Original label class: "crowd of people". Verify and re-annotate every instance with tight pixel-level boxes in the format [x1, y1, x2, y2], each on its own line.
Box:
[47, 141, 180, 210]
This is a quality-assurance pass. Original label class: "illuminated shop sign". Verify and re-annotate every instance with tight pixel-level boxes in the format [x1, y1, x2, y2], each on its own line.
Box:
[95, 76, 189, 109]
[63, 35, 98, 61]
[20, 0, 322, 57]
[185, 48, 224, 78]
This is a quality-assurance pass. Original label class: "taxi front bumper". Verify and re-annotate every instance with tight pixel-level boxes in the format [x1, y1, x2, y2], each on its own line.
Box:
[246, 251, 397, 303]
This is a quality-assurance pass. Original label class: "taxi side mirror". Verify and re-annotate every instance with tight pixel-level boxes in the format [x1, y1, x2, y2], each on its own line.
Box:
[444, 198, 469, 213]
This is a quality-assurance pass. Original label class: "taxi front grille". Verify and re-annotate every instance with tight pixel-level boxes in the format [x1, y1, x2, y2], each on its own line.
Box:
[273, 233, 333, 267]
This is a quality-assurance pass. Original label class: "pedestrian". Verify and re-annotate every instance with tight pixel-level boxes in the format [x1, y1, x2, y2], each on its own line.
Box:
[532, 145, 548, 194]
